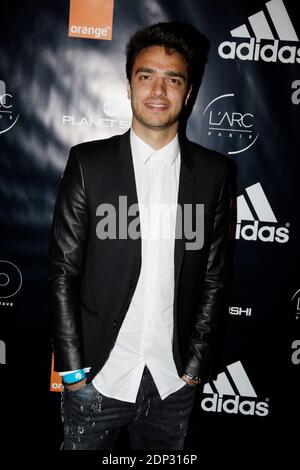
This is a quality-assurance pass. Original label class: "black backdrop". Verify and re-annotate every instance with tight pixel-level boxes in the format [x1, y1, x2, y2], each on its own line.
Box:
[0, 0, 299, 452]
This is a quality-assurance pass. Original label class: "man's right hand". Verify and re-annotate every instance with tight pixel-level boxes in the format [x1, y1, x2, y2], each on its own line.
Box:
[65, 378, 87, 391]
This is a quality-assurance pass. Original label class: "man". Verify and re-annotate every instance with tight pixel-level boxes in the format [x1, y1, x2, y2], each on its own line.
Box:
[48, 22, 231, 450]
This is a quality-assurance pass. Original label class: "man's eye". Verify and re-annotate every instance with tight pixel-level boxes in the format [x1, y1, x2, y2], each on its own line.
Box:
[140, 75, 151, 80]
[170, 78, 181, 85]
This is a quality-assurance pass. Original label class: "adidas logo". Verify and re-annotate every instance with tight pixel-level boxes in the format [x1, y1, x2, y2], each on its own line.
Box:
[218, 0, 300, 64]
[201, 361, 269, 416]
[236, 182, 289, 243]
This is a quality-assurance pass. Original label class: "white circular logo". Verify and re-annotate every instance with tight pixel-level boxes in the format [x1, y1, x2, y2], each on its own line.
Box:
[103, 99, 119, 117]
[203, 93, 259, 155]
[0, 81, 19, 135]
[0, 260, 22, 298]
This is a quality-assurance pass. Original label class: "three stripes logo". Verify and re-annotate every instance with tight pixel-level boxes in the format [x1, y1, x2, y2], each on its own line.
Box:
[236, 182, 289, 243]
[201, 361, 269, 416]
[218, 0, 299, 64]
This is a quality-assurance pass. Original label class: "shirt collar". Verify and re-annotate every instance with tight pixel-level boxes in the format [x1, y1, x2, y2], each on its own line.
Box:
[130, 128, 180, 167]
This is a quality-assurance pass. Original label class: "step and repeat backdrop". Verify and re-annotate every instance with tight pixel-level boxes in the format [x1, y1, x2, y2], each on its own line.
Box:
[0, 0, 298, 450]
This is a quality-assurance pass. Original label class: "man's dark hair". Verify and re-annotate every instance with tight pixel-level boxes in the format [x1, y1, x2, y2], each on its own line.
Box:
[126, 22, 210, 88]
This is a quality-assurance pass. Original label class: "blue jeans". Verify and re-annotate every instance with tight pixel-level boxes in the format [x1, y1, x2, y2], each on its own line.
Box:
[61, 365, 197, 450]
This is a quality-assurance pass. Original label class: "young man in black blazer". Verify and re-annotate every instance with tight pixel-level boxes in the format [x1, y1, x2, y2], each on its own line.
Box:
[48, 22, 231, 450]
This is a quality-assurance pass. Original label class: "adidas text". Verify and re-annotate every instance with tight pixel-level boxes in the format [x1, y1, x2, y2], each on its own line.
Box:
[218, 39, 300, 64]
[236, 220, 289, 243]
[201, 394, 269, 416]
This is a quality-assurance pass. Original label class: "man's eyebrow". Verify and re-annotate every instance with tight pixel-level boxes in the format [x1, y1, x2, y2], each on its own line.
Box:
[135, 67, 186, 81]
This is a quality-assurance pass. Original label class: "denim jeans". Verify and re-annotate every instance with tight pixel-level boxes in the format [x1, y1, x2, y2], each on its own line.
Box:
[61, 365, 197, 450]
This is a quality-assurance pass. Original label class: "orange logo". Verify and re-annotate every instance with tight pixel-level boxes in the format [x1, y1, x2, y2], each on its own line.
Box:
[68, 0, 114, 40]
[50, 354, 63, 393]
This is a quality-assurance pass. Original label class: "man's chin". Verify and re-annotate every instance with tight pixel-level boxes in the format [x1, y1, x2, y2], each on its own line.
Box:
[146, 122, 172, 130]
[137, 117, 178, 130]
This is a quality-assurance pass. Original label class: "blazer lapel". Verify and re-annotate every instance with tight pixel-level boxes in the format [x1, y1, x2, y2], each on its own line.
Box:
[118, 129, 141, 258]
[174, 136, 195, 286]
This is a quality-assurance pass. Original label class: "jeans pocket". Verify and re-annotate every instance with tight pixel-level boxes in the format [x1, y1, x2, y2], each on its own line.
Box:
[62, 382, 99, 427]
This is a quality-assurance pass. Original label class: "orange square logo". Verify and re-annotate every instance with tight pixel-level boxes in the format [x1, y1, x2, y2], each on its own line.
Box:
[50, 353, 63, 393]
[68, 0, 114, 40]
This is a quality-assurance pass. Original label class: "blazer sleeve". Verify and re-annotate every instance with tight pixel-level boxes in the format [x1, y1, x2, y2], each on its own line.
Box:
[48, 146, 89, 372]
[184, 162, 232, 382]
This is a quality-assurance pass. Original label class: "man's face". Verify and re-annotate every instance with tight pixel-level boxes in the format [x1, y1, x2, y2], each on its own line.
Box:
[127, 45, 192, 131]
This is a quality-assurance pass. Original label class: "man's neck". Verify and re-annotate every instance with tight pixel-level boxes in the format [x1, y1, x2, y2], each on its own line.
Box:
[131, 121, 178, 150]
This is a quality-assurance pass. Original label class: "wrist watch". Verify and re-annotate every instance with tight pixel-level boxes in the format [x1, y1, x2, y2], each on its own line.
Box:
[183, 373, 202, 384]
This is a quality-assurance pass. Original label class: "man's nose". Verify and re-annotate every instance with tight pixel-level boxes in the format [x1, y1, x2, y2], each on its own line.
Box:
[151, 78, 167, 96]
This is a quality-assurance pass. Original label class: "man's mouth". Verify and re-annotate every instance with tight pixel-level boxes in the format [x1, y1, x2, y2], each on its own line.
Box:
[145, 102, 169, 111]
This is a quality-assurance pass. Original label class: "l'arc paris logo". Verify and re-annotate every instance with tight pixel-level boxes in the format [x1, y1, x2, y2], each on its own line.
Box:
[291, 289, 300, 320]
[236, 182, 289, 243]
[202, 93, 259, 155]
[68, 0, 114, 40]
[0, 80, 19, 135]
[218, 0, 300, 64]
[201, 361, 269, 416]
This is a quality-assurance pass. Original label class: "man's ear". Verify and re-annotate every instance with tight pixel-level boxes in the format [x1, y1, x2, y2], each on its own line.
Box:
[127, 81, 131, 100]
[184, 84, 193, 106]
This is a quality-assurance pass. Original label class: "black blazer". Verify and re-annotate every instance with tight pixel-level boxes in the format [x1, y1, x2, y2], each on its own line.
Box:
[48, 129, 231, 382]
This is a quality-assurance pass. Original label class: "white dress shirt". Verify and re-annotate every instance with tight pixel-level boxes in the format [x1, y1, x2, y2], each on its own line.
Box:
[92, 129, 186, 403]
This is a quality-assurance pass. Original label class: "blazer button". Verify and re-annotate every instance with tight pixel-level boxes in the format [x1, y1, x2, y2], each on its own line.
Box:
[129, 280, 134, 288]
[113, 320, 117, 327]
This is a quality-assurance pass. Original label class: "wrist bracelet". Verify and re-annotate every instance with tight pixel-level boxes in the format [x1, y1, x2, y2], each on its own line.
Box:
[62, 369, 86, 384]
[184, 373, 202, 384]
